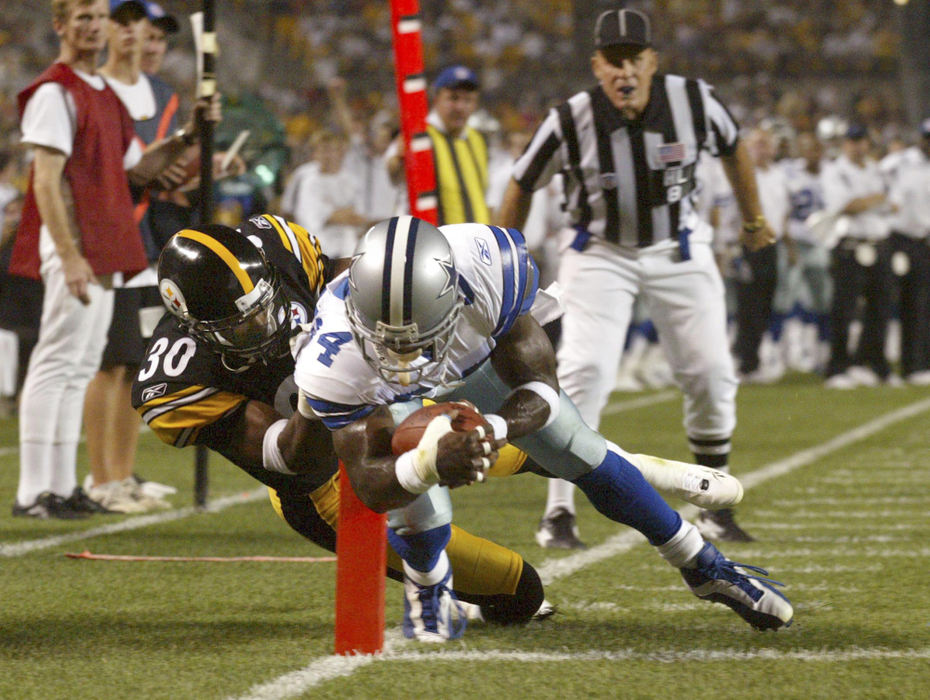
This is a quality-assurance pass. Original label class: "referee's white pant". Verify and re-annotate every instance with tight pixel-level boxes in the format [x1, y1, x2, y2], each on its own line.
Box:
[555, 237, 737, 450]
[17, 235, 114, 506]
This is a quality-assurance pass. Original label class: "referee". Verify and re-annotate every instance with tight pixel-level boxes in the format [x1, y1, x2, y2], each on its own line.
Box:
[498, 8, 774, 543]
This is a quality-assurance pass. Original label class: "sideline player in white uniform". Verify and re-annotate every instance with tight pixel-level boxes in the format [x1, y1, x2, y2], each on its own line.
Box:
[498, 8, 775, 542]
[292, 215, 792, 642]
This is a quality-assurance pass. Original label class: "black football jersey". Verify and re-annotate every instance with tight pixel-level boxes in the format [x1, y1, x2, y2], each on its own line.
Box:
[131, 214, 334, 493]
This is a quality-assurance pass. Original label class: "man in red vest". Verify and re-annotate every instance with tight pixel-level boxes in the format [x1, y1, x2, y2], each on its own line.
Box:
[11, 0, 218, 518]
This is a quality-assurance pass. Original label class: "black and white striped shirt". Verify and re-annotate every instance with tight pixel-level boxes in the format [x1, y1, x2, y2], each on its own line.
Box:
[513, 74, 740, 249]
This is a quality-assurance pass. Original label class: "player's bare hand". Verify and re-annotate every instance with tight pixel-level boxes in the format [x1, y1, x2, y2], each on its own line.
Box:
[740, 221, 776, 252]
[61, 251, 96, 305]
[435, 428, 504, 488]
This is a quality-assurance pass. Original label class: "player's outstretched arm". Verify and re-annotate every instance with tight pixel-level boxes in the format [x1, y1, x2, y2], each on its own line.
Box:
[489, 314, 561, 440]
[198, 399, 336, 482]
[333, 407, 501, 513]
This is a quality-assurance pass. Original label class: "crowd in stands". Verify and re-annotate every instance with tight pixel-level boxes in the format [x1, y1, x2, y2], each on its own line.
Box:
[1, 1, 925, 411]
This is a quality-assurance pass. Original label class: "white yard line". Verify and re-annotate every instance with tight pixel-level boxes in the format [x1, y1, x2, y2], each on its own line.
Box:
[227, 395, 930, 699]
[0, 488, 268, 558]
[228, 645, 930, 699]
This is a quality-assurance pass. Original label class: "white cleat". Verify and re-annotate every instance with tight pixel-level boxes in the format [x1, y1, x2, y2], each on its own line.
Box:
[626, 452, 743, 509]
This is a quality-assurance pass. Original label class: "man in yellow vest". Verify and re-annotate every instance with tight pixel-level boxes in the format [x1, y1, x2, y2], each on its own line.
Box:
[388, 65, 490, 224]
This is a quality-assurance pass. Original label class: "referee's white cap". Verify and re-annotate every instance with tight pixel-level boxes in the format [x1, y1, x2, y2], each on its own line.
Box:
[594, 8, 652, 50]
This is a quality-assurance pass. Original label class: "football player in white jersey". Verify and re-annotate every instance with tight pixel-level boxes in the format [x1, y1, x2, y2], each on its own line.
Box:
[291, 215, 793, 641]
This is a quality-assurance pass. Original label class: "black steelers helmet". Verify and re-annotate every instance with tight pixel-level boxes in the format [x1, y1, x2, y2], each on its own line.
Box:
[157, 224, 292, 371]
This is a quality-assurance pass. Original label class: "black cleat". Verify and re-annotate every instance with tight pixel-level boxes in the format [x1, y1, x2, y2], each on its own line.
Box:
[696, 508, 755, 542]
[12, 491, 91, 520]
[535, 507, 587, 550]
[65, 486, 115, 514]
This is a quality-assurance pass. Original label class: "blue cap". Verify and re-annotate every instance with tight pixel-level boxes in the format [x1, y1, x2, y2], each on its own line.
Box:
[148, 1, 180, 33]
[110, 0, 152, 19]
[433, 65, 479, 91]
[845, 123, 868, 141]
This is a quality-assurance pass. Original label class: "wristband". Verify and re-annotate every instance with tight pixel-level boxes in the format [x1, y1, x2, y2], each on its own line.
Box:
[262, 419, 295, 474]
[483, 413, 508, 441]
[394, 414, 453, 494]
[509, 381, 561, 428]
[741, 215, 767, 233]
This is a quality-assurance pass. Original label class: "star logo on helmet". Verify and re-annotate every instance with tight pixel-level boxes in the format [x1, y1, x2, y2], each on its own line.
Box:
[437, 257, 456, 298]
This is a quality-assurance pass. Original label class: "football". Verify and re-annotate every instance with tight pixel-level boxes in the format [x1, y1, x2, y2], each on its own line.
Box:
[391, 401, 488, 455]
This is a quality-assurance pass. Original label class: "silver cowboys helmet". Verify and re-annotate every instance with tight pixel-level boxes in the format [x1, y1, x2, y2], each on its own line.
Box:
[346, 216, 463, 384]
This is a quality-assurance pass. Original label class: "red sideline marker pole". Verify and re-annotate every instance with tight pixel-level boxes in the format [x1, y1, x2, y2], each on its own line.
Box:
[333, 0, 436, 657]
[390, 0, 438, 224]
[334, 462, 386, 655]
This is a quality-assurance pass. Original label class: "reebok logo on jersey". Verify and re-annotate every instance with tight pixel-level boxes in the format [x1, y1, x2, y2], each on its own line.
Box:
[476, 238, 492, 266]
[141, 383, 168, 403]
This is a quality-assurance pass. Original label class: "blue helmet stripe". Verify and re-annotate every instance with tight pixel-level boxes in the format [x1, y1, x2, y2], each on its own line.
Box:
[381, 217, 398, 323]
[402, 216, 419, 325]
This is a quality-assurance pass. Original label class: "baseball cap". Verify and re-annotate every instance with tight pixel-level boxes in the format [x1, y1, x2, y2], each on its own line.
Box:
[919, 118, 930, 139]
[433, 65, 479, 91]
[594, 8, 651, 50]
[109, 0, 151, 20]
[844, 123, 869, 141]
[148, 2, 180, 33]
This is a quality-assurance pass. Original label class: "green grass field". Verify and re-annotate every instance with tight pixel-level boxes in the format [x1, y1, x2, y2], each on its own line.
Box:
[3, 373, 930, 699]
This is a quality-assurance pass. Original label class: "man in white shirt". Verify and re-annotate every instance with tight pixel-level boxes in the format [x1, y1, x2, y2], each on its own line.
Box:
[887, 119, 930, 384]
[821, 124, 896, 388]
[11, 0, 216, 519]
[289, 129, 373, 258]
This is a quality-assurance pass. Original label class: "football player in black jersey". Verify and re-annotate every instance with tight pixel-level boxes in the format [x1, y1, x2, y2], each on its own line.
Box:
[131, 214, 545, 624]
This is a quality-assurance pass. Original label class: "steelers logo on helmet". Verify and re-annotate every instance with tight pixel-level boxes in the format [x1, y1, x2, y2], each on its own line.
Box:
[159, 278, 189, 319]
[156, 224, 294, 370]
[346, 215, 464, 386]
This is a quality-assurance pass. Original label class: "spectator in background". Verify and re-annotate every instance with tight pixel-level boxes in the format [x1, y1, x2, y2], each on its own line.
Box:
[887, 118, 930, 385]
[779, 131, 831, 373]
[387, 65, 490, 225]
[288, 128, 373, 258]
[81, 0, 180, 514]
[10, 0, 218, 519]
[732, 126, 791, 384]
[822, 124, 897, 389]
[325, 77, 402, 223]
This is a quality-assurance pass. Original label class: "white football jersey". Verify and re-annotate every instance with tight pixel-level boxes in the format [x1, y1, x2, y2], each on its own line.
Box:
[294, 223, 539, 429]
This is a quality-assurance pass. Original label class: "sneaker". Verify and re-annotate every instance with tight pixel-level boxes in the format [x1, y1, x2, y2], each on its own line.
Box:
[535, 507, 587, 550]
[532, 599, 557, 621]
[65, 486, 115, 514]
[824, 372, 858, 390]
[905, 370, 930, 386]
[681, 541, 793, 631]
[12, 491, 90, 520]
[696, 508, 755, 542]
[402, 570, 467, 642]
[847, 366, 880, 387]
[132, 473, 177, 497]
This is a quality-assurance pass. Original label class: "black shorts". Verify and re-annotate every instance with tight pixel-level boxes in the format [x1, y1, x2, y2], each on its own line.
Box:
[100, 286, 165, 370]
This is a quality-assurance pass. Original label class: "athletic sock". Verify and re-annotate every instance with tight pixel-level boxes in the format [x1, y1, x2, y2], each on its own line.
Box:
[572, 448, 681, 545]
[544, 478, 576, 517]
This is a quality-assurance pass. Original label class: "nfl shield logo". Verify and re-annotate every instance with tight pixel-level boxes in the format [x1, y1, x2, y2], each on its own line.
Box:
[600, 172, 617, 190]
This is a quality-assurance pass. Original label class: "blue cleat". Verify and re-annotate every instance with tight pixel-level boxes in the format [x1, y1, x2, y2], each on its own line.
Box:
[681, 541, 794, 631]
[402, 569, 467, 642]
